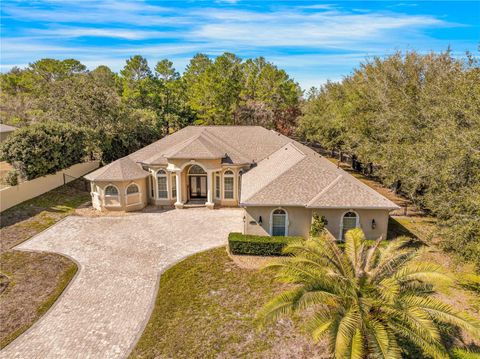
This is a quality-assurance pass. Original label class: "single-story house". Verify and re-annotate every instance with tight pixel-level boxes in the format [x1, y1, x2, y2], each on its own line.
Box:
[0, 124, 17, 142]
[85, 126, 399, 240]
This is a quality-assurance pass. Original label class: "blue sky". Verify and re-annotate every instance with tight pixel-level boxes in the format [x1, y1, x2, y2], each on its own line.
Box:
[1, 1, 479, 89]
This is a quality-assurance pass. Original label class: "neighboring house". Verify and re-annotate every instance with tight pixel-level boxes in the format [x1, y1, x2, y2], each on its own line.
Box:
[0, 124, 17, 142]
[85, 126, 399, 240]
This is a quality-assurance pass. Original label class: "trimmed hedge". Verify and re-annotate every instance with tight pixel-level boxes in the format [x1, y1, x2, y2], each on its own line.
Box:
[228, 232, 303, 256]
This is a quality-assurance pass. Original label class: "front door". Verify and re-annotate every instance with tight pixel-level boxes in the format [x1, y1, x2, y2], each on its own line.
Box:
[189, 176, 207, 199]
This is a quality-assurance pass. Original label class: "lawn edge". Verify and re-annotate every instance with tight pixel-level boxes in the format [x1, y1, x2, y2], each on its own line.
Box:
[127, 244, 228, 359]
[0, 246, 83, 350]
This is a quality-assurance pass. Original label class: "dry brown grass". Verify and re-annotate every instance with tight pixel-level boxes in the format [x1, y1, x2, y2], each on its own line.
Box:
[0, 184, 88, 348]
[130, 247, 328, 359]
[0, 251, 77, 348]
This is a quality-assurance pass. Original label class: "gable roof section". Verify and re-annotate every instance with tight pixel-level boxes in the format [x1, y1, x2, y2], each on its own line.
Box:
[84, 157, 149, 181]
[241, 142, 399, 210]
[240, 143, 306, 203]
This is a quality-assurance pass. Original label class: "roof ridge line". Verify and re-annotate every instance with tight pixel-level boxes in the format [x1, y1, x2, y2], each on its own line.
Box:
[241, 145, 307, 203]
[202, 127, 251, 161]
[306, 174, 342, 207]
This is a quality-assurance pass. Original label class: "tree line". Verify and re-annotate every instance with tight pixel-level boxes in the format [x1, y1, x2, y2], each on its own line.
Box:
[1, 49, 478, 266]
[298, 50, 480, 266]
[0, 53, 301, 171]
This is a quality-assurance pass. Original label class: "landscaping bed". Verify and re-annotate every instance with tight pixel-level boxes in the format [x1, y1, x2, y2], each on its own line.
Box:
[130, 247, 325, 358]
[0, 184, 88, 348]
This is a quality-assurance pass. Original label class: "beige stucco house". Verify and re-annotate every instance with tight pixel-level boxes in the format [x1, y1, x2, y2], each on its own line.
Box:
[85, 126, 399, 240]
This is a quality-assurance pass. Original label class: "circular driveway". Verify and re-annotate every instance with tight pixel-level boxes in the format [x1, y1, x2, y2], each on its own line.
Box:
[1, 208, 243, 359]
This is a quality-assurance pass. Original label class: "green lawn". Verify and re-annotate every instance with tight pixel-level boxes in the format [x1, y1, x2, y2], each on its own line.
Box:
[130, 247, 325, 359]
[0, 184, 88, 348]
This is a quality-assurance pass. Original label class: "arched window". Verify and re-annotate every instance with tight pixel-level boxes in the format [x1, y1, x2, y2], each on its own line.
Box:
[157, 169, 168, 198]
[271, 208, 288, 236]
[341, 211, 359, 240]
[105, 185, 118, 196]
[223, 170, 234, 199]
[189, 165, 206, 174]
[126, 183, 139, 195]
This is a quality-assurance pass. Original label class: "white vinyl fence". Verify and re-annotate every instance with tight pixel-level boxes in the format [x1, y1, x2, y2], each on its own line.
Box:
[0, 161, 99, 212]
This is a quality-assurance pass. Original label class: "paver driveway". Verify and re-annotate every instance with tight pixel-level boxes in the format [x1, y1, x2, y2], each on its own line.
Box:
[1, 208, 243, 359]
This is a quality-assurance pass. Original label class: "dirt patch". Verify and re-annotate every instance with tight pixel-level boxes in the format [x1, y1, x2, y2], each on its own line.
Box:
[0, 251, 77, 348]
[227, 250, 278, 270]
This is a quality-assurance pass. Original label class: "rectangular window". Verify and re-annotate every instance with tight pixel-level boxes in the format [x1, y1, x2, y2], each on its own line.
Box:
[158, 177, 168, 198]
[171, 174, 177, 198]
[224, 177, 234, 199]
[215, 174, 220, 199]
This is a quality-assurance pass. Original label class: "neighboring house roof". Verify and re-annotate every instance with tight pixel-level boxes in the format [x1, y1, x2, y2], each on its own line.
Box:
[87, 125, 399, 210]
[84, 157, 149, 181]
[0, 124, 17, 133]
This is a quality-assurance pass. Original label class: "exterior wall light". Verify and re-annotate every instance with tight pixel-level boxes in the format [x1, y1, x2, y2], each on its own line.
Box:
[371, 219, 376, 229]
[258, 216, 263, 225]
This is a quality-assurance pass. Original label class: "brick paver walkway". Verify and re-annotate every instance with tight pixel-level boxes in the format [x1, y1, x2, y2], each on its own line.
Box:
[1, 208, 243, 359]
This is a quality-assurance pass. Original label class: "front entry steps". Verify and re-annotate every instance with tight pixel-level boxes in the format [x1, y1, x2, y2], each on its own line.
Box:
[183, 199, 215, 209]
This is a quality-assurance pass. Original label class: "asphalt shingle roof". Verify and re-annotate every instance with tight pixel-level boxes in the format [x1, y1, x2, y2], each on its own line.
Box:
[0, 124, 17, 133]
[86, 125, 399, 209]
[84, 157, 149, 181]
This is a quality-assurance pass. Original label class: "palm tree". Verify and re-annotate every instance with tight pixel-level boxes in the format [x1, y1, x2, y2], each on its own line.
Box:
[257, 228, 480, 358]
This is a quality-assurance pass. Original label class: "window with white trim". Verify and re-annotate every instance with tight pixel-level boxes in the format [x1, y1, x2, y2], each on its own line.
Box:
[272, 209, 287, 236]
[171, 173, 177, 198]
[341, 211, 358, 239]
[223, 170, 234, 199]
[105, 185, 118, 196]
[126, 183, 139, 195]
[157, 170, 168, 198]
[215, 173, 220, 199]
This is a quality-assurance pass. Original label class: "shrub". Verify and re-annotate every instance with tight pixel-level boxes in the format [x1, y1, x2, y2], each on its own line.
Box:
[228, 232, 303, 256]
[0, 122, 88, 180]
[3, 169, 19, 186]
[310, 213, 328, 237]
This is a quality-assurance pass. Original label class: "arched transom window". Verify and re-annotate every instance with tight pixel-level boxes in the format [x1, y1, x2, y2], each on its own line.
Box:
[126, 183, 139, 195]
[105, 185, 119, 196]
[341, 211, 359, 239]
[271, 208, 288, 236]
[189, 165, 206, 175]
[223, 170, 234, 199]
[157, 169, 168, 198]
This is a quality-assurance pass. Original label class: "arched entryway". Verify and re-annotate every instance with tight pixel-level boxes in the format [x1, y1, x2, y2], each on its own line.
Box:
[188, 165, 207, 200]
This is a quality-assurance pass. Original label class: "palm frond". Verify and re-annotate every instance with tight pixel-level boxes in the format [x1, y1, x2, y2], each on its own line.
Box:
[344, 228, 366, 276]
[334, 306, 361, 359]
[256, 287, 305, 328]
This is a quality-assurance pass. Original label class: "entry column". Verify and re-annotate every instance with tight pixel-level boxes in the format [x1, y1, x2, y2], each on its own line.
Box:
[174, 170, 183, 209]
[206, 170, 214, 209]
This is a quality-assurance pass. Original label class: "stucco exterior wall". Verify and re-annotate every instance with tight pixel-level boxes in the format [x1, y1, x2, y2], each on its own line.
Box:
[92, 177, 147, 212]
[314, 208, 390, 240]
[244, 206, 313, 238]
[243, 206, 391, 240]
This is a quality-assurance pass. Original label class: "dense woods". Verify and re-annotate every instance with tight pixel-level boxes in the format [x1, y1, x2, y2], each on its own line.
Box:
[1, 50, 479, 266]
[0, 53, 301, 164]
[298, 50, 480, 265]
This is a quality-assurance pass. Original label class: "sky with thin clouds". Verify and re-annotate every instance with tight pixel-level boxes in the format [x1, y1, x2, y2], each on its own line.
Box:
[1, 1, 479, 90]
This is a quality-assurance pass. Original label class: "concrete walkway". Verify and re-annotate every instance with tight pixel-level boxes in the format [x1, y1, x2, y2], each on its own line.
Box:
[1, 208, 243, 359]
